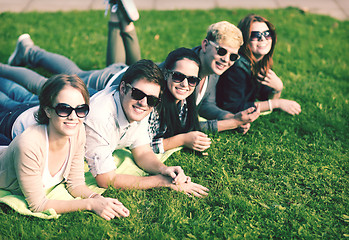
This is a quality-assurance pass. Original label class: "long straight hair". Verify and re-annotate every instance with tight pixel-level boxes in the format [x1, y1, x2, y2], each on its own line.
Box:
[238, 14, 277, 81]
[160, 48, 201, 138]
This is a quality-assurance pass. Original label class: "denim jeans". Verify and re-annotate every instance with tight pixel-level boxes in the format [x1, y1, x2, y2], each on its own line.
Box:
[26, 45, 130, 90]
[0, 77, 39, 140]
[1, 52, 127, 93]
[0, 63, 121, 98]
[0, 63, 47, 95]
[0, 77, 39, 110]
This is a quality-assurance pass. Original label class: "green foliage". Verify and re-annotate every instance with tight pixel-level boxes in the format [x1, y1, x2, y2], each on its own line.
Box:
[0, 8, 348, 239]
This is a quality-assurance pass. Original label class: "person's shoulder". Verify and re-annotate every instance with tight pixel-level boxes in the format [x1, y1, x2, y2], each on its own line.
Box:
[157, 61, 165, 69]
[0, 145, 7, 158]
[233, 55, 250, 70]
[222, 56, 250, 78]
[11, 124, 46, 153]
[88, 87, 118, 116]
[19, 124, 45, 140]
[91, 86, 117, 101]
[0, 126, 44, 163]
[191, 45, 201, 55]
[207, 73, 219, 83]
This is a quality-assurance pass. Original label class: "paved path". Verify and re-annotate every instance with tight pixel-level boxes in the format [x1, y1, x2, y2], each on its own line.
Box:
[0, 0, 348, 20]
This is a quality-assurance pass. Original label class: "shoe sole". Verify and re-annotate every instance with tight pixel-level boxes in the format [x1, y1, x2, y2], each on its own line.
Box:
[8, 33, 31, 66]
[119, 0, 139, 22]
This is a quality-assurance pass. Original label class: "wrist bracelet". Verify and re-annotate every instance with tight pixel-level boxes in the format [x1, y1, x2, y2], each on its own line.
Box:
[268, 99, 273, 112]
[88, 193, 100, 199]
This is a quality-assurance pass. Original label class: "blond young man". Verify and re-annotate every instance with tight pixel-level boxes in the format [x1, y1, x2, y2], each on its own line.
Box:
[193, 21, 260, 141]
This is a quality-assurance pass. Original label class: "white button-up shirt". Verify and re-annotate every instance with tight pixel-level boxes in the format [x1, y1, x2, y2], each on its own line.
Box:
[84, 86, 150, 177]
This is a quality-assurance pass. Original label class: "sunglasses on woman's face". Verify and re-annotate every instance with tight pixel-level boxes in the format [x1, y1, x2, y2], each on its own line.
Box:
[250, 30, 272, 41]
[169, 71, 201, 87]
[126, 83, 160, 107]
[52, 103, 89, 118]
[209, 41, 240, 61]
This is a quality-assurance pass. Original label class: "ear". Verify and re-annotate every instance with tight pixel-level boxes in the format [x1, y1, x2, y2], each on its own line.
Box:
[119, 81, 126, 96]
[201, 39, 209, 52]
[44, 107, 52, 119]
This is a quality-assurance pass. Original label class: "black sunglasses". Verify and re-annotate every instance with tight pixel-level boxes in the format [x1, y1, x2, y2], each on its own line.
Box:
[168, 71, 201, 87]
[126, 83, 160, 107]
[209, 41, 239, 61]
[52, 103, 89, 118]
[250, 30, 272, 41]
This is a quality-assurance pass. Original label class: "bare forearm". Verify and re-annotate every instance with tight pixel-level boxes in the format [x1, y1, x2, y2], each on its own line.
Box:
[44, 198, 93, 214]
[43, 185, 97, 213]
[44, 188, 130, 220]
[112, 174, 169, 190]
[163, 134, 185, 152]
[132, 152, 167, 175]
[130, 145, 170, 175]
[217, 119, 239, 132]
[69, 184, 97, 199]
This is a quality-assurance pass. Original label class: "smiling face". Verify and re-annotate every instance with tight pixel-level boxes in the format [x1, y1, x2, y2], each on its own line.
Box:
[249, 21, 272, 61]
[120, 78, 161, 123]
[167, 58, 199, 103]
[45, 86, 86, 138]
[201, 39, 240, 76]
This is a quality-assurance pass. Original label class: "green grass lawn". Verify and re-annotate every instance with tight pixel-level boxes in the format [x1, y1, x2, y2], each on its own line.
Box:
[0, 7, 348, 239]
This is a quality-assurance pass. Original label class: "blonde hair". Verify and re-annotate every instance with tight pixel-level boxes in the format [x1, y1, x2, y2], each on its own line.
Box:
[206, 21, 243, 48]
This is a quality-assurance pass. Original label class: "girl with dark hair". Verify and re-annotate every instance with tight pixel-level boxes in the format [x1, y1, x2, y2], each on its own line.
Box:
[148, 48, 211, 154]
[216, 14, 301, 115]
[0, 74, 129, 220]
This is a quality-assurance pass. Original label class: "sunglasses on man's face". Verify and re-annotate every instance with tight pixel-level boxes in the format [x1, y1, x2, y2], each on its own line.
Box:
[52, 103, 89, 118]
[169, 71, 201, 87]
[250, 30, 272, 41]
[126, 83, 160, 107]
[209, 41, 240, 61]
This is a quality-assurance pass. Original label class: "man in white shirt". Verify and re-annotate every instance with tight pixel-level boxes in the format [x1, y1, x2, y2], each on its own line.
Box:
[85, 59, 208, 197]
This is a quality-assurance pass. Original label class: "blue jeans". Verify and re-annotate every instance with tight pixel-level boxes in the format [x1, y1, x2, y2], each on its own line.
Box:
[0, 77, 39, 141]
[0, 55, 126, 94]
[0, 133, 11, 145]
[26, 46, 127, 90]
[0, 77, 39, 110]
[0, 63, 47, 95]
[0, 64, 109, 97]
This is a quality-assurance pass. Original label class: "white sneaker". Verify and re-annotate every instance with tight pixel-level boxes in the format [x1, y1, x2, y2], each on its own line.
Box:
[8, 33, 34, 66]
[108, 0, 139, 22]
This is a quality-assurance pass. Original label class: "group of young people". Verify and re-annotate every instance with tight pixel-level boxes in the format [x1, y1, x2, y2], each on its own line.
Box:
[0, 0, 301, 220]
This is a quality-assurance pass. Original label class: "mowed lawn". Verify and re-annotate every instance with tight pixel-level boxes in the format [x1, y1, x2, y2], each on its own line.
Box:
[0, 7, 348, 239]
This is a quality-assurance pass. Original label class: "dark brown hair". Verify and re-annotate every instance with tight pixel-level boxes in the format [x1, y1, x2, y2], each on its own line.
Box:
[238, 14, 277, 80]
[35, 74, 89, 124]
[161, 48, 201, 137]
[120, 59, 164, 94]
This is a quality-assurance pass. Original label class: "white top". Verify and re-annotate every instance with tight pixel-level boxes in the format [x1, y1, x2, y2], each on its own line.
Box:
[105, 66, 129, 88]
[196, 76, 208, 105]
[41, 126, 69, 190]
[84, 86, 151, 177]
